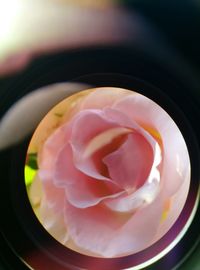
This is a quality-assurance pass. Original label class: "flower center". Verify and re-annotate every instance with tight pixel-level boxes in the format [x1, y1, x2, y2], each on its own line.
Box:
[83, 127, 132, 180]
[82, 127, 132, 159]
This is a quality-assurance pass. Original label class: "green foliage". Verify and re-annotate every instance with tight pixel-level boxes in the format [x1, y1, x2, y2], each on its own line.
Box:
[25, 153, 38, 186]
[27, 153, 38, 170]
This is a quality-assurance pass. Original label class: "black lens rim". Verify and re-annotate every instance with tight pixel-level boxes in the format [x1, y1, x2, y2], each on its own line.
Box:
[0, 47, 200, 270]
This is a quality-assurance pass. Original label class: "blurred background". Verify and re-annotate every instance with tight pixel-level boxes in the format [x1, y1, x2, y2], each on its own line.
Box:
[0, 0, 199, 78]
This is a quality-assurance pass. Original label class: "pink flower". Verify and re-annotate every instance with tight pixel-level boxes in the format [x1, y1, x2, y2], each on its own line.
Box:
[37, 88, 190, 257]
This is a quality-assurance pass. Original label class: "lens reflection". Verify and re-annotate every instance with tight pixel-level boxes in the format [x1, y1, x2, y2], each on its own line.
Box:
[25, 86, 191, 263]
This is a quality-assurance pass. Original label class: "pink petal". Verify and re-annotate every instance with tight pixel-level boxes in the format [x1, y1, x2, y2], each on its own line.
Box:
[103, 133, 154, 191]
[64, 196, 163, 257]
[103, 136, 161, 213]
[153, 168, 190, 243]
[38, 171, 65, 212]
[39, 121, 72, 170]
[104, 107, 160, 158]
[54, 143, 125, 208]
[80, 87, 131, 110]
[70, 108, 158, 186]
[70, 109, 121, 182]
[38, 122, 72, 211]
[39, 196, 69, 245]
[113, 94, 190, 197]
[103, 175, 161, 213]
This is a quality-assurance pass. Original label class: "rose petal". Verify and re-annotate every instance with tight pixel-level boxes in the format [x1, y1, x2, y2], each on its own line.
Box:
[38, 122, 72, 211]
[160, 125, 190, 197]
[80, 87, 131, 110]
[113, 94, 190, 197]
[39, 197, 69, 245]
[103, 133, 154, 191]
[38, 171, 65, 212]
[104, 107, 160, 157]
[82, 127, 132, 159]
[54, 143, 125, 208]
[103, 137, 161, 213]
[39, 121, 72, 170]
[70, 108, 159, 184]
[70, 109, 121, 182]
[153, 168, 190, 242]
[103, 172, 160, 213]
[64, 196, 163, 257]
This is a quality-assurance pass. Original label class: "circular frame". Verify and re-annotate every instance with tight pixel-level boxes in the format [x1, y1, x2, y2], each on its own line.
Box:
[0, 47, 200, 270]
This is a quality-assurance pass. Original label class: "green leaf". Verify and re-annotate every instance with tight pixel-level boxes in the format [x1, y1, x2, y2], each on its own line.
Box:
[25, 165, 36, 186]
[26, 153, 38, 170]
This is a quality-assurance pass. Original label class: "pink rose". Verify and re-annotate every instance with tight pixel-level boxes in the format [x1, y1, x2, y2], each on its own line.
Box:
[36, 87, 190, 257]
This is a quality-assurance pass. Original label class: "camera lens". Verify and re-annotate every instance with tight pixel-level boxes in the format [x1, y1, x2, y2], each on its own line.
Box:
[0, 44, 200, 269]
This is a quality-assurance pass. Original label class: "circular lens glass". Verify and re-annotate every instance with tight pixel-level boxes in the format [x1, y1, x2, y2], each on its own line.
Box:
[24, 86, 191, 260]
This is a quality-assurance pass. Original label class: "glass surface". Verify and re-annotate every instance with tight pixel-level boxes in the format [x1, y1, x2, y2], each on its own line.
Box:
[25, 87, 191, 258]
